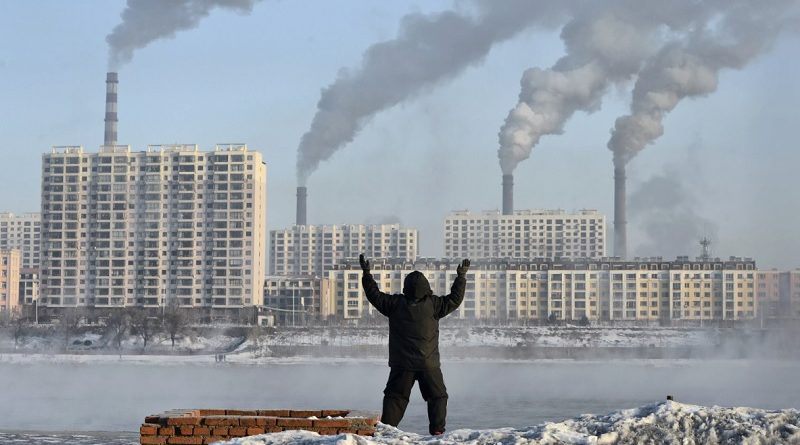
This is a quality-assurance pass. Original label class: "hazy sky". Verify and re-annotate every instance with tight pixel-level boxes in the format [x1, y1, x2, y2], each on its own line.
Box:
[0, 1, 798, 268]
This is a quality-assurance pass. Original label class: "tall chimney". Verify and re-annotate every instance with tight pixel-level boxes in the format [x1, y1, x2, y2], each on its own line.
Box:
[613, 165, 627, 259]
[296, 186, 307, 225]
[104, 72, 118, 147]
[502, 174, 514, 215]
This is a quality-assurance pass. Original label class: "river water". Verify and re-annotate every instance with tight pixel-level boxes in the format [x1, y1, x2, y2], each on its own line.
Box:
[1, 358, 799, 444]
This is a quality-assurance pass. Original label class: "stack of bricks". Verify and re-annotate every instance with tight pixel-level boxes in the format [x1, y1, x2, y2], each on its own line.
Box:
[139, 409, 379, 444]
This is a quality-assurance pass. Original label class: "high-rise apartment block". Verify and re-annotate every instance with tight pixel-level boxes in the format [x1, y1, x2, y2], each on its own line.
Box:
[263, 276, 335, 324]
[40, 144, 266, 309]
[269, 224, 417, 277]
[323, 257, 757, 322]
[0, 212, 41, 269]
[445, 210, 606, 260]
[20, 268, 39, 306]
[756, 269, 800, 319]
[0, 250, 20, 314]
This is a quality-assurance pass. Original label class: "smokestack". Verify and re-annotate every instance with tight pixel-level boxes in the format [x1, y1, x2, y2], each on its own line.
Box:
[614, 165, 627, 259]
[104, 72, 118, 146]
[502, 174, 514, 215]
[296, 186, 307, 226]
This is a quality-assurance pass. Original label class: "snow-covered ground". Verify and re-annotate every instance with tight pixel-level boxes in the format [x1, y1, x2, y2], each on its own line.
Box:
[219, 401, 800, 445]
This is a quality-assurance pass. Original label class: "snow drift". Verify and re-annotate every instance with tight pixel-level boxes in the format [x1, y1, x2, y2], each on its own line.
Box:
[218, 401, 800, 444]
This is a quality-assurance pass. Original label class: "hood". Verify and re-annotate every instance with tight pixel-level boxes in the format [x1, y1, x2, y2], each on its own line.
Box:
[403, 271, 432, 303]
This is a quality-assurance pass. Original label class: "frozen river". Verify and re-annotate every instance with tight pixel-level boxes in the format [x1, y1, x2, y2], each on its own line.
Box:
[1, 357, 799, 443]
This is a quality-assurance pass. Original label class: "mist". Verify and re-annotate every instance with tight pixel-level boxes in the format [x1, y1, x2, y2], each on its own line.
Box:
[2, 359, 799, 435]
[106, 0, 260, 70]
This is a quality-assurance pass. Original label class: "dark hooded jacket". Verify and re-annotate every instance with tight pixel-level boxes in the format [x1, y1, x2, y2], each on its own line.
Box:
[362, 270, 466, 370]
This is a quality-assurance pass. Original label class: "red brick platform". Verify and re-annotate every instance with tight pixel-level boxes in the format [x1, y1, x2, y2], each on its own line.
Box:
[140, 409, 379, 444]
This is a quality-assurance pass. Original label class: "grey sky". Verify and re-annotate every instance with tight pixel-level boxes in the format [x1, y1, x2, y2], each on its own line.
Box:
[0, 0, 798, 268]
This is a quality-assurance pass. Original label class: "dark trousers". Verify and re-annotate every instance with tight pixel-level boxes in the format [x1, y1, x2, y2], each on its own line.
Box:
[381, 367, 448, 435]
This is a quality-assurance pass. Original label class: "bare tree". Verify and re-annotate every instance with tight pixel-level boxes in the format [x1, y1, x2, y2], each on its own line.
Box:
[163, 303, 186, 350]
[59, 307, 85, 351]
[105, 309, 130, 354]
[129, 308, 160, 352]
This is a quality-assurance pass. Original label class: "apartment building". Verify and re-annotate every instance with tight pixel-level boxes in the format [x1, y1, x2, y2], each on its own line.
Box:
[0, 250, 20, 314]
[323, 257, 757, 322]
[19, 267, 39, 306]
[270, 224, 417, 277]
[0, 212, 40, 269]
[445, 209, 606, 260]
[40, 144, 266, 309]
[756, 269, 800, 319]
[263, 276, 335, 324]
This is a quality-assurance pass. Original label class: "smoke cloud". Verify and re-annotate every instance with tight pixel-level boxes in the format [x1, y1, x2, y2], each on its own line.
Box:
[608, 0, 800, 167]
[106, 0, 259, 70]
[497, 1, 716, 175]
[295, 1, 577, 185]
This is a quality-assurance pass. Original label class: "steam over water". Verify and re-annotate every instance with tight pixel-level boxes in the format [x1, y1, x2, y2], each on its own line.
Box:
[2, 359, 800, 442]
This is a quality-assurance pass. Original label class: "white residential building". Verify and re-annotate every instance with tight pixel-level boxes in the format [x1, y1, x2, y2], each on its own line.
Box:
[444, 209, 606, 260]
[263, 276, 335, 325]
[270, 224, 418, 277]
[323, 257, 757, 322]
[0, 212, 41, 269]
[40, 144, 266, 309]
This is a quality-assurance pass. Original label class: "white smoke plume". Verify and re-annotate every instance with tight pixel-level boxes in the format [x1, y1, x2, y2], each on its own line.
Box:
[295, 0, 579, 185]
[497, 0, 717, 175]
[106, 0, 259, 70]
[608, 0, 800, 167]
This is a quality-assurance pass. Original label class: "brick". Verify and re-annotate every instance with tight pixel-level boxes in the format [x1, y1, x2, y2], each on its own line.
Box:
[226, 409, 258, 416]
[167, 417, 201, 426]
[141, 424, 159, 435]
[257, 409, 290, 417]
[259, 417, 278, 426]
[277, 418, 313, 428]
[316, 428, 339, 435]
[246, 427, 266, 435]
[211, 427, 228, 436]
[239, 416, 260, 426]
[198, 409, 226, 416]
[179, 426, 194, 435]
[167, 437, 203, 444]
[338, 429, 358, 434]
[321, 410, 350, 417]
[192, 427, 210, 436]
[229, 427, 247, 436]
[141, 436, 168, 445]
[159, 427, 175, 436]
[313, 419, 352, 428]
[145, 416, 164, 424]
[266, 426, 283, 433]
[357, 429, 376, 436]
[290, 410, 322, 418]
[203, 417, 239, 426]
[202, 438, 226, 444]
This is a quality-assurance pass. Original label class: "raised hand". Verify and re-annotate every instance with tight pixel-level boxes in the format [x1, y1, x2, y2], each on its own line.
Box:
[359, 254, 370, 272]
[457, 259, 470, 276]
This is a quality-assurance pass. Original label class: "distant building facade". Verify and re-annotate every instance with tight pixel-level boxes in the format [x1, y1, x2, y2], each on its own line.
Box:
[322, 257, 757, 322]
[0, 250, 21, 314]
[263, 276, 335, 325]
[0, 212, 40, 269]
[444, 210, 606, 260]
[19, 267, 39, 306]
[40, 144, 266, 310]
[756, 269, 800, 319]
[269, 224, 418, 277]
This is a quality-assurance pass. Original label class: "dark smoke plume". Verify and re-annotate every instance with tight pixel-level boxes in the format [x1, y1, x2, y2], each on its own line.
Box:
[608, 0, 800, 167]
[295, 1, 578, 185]
[106, 0, 259, 69]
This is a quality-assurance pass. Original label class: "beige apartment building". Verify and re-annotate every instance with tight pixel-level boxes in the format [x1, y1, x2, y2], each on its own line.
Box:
[19, 267, 39, 306]
[40, 144, 266, 309]
[756, 269, 800, 319]
[323, 257, 757, 322]
[0, 212, 40, 269]
[270, 224, 417, 277]
[445, 209, 606, 260]
[0, 250, 21, 314]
